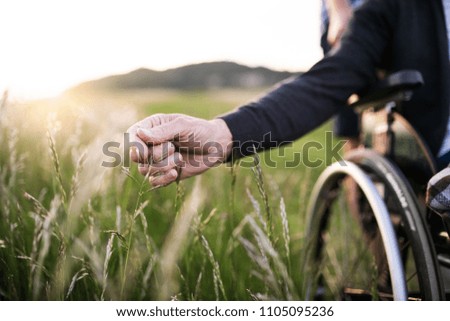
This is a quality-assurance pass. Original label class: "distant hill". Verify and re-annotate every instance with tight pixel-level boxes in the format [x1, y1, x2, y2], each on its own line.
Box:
[68, 61, 298, 93]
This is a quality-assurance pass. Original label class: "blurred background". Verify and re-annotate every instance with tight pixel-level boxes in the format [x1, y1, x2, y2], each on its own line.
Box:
[0, 0, 321, 100]
[0, 0, 334, 300]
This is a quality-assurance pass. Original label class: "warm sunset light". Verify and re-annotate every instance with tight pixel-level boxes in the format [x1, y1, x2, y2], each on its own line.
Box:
[0, 0, 321, 99]
[3, 0, 448, 308]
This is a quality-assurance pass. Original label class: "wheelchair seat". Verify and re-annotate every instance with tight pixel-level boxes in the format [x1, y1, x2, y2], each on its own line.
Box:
[349, 70, 437, 185]
[350, 70, 424, 112]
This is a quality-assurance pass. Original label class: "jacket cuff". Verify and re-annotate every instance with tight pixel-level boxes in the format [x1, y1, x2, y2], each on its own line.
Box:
[218, 111, 261, 161]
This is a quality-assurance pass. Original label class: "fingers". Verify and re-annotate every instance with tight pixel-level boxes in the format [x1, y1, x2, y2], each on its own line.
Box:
[127, 115, 187, 164]
[126, 114, 204, 187]
[138, 152, 182, 187]
[127, 114, 181, 163]
[128, 126, 149, 163]
[137, 117, 189, 145]
[149, 168, 179, 187]
[138, 152, 183, 176]
[129, 138, 175, 165]
[130, 144, 146, 163]
[150, 142, 175, 164]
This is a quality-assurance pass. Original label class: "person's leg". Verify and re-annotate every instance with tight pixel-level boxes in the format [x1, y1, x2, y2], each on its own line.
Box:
[333, 104, 361, 155]
[427, 162, 450, 213]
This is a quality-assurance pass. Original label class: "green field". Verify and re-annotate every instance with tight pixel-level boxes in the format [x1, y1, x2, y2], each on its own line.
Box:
[0, 88, 338, 300]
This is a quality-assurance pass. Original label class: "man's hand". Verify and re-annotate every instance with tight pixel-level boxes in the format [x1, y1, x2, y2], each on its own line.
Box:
[326, 0, 353, 48]
[127, 114, 233, 187]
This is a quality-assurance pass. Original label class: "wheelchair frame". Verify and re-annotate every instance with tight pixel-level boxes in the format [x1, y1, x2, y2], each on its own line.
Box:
[305, 70, 450, 300]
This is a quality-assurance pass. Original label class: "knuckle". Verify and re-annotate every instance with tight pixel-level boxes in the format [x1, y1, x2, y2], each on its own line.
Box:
[149, 114, 166, 126]
[175, 117, 190, 127]
[138, 167, 148, 176]
[148, 166, 161, 175]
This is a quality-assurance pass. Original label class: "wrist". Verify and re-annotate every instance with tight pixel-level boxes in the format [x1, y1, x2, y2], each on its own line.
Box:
[210, 118, 233, 162]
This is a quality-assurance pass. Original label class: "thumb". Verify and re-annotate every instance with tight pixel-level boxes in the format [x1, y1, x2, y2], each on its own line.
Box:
[137, 118, 186, 145]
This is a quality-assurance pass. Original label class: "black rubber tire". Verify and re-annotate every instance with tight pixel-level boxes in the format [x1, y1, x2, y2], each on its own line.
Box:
[304, 150, 444, 300]
[346, 149, 444, 300]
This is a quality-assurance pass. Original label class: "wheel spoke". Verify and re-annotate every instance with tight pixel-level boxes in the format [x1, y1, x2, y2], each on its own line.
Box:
[400, 240, 411, 252]
[305, 152, 443, 300]
[406, 270, 417, 284]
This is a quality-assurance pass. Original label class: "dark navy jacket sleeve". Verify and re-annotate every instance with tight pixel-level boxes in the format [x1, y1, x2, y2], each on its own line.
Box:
[220, 0, 396, 157]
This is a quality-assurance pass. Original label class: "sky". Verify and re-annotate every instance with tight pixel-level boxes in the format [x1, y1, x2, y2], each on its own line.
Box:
[0, 0, 322, 100]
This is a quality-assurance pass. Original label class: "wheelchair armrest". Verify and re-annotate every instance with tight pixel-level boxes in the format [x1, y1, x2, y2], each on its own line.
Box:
[350, 70, 424, 112]
[434, 211, 450, 241]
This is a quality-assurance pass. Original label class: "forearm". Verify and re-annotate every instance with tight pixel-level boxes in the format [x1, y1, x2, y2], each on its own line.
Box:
[220, 0, 394, 158]
[220, 60, 368, 158]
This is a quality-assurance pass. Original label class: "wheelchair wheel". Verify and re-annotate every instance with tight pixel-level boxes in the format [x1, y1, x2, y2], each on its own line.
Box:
[304, 151, 444, 300]
[346, 150, 443, 300]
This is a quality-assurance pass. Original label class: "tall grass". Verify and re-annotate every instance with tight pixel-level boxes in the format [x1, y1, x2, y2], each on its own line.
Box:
[0, 89, 326, 300]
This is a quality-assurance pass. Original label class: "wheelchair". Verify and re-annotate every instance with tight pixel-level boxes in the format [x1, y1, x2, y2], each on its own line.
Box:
[304, 70, 450, 300]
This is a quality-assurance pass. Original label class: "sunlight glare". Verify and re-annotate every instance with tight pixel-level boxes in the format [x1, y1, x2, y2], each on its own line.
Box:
[0, 0, 321, 99]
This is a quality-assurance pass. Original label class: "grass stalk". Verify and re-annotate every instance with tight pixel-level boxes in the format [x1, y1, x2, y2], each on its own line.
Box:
[251, 151, 272, 242]
[199, 234, 227, 300]
[47, 129, 67, 202]
[119, 177, 149, 299]
[279, 197, 291, 272]
[156, 177, 204, 300]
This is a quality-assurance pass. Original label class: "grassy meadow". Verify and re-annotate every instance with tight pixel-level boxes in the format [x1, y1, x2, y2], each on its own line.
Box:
[0, 88, 335, 300]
